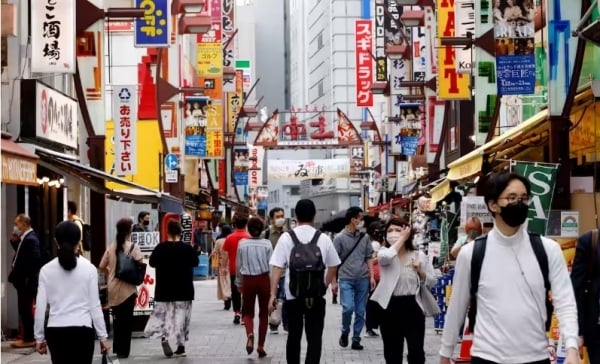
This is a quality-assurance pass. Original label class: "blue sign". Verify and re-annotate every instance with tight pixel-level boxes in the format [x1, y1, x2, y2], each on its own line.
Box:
[400, 136, 419, 156]
[496, 54, 536, 95]
[185, 135, 207, 157]
[165, 153, 179, 170]
[134, 0, 169, 47]
[234, 171, 248, 186]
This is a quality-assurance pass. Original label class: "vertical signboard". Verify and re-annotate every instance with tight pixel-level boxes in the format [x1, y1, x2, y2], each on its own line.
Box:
[227, 70, 244, 133]
[112, 86, 138, 175]
[222, 0, 236, 92]
[454, 0, 475, 74]
[31, 0, 76, 73]
[355, 20, 374, 107]
[437, 0, 472, 99]
[134, 0, 169, 47]
[493, 0, 536, 95]
[248, 145, 264, 188]
[374, 0, 387, 82]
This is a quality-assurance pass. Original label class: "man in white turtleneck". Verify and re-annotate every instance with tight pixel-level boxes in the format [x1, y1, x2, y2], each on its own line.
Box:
[440, 172, 579, 364]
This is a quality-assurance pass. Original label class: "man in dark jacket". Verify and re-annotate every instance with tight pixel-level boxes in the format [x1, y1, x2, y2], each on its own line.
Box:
[8, 214, 42, 348]
[572, 230, 600, 364]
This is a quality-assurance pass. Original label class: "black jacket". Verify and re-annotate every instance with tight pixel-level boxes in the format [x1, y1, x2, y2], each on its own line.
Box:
[571, 230, 600, 338]
[149, 241, 199, 302]
[8, 230, 42, 289]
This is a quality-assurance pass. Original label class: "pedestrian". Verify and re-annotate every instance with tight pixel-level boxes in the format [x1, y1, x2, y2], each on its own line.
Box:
[34, 221, 110, 364]
[210, 224, 233, 310]
[236, 217, 273, 358]
[262, 207, 289, 333]
[8, 214, 42, 348]
[223, 214, 250, 324]
[67, 200, 89, 259]
[144, 220, 199, 358]
[365, 220, 385, 337]
[439, 171, 579, 364]
[99, 217, 144, 359]
[571, 229, 600, 364]
[370, 216, 436, 364]
[132, 211, 151, 232]
[332, 207, 376, 350]
[450, 217, 483, 258]
[269, 199, 341, 364]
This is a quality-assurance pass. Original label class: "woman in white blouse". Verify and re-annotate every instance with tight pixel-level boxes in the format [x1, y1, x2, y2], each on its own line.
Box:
[34, 221, 110, 364]
[370, 216, 437, 364]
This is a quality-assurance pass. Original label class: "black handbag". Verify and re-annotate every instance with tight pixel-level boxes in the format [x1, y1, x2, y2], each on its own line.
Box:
[115, 243, 146, 286]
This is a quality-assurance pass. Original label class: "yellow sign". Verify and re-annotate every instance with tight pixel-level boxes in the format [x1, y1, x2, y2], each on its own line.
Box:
[1, 153, 37, 186]
[197, 43, 222, 76]
[205, 103, 224, 159]
[447, 155, 483, 181]
[437, 0, 471, 99]
[105, 119, 162, 190]
[226, 70, 244, 133]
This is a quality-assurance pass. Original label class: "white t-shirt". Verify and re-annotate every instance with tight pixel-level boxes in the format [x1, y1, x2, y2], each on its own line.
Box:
[269, 225, 341, 300]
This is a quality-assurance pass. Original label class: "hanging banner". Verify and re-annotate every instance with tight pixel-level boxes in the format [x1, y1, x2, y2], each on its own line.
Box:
[226, 70, 244, 133]
[355, 20, 374, 107]
[437, 0, 471, 99]
[31, 0, 76, 73]
[454, 0, 475, 74]
[233, 145, 249, 186]
[134, 0, 169, 47]
[112, 85, 138, 175]
[268, 159, 350, 180]
[374, 0, 387, 82]
[222, 0, 236, 92]
[248, 144, 264, 188]
[512, 161, 559, 235]
[493, 0, 536, 95]
[412, 27, 428, 81]
[184, 97, 224, 158]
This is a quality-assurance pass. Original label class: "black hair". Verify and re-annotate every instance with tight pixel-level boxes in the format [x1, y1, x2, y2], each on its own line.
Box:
[234, 214, 249, 229]
[367, 220, 386, 242]
[167, 220, 183, 238]
[55, 221, 81, 271]
[247, 217, 265, 238]
[483, 171, 531, 216]
[295, 199, 316, 223]
[217, 225, 233, 239]
[116, 217, 133, 253]
[345, 206, 363, 224]
[385, 216, 415, 251]
[67, 201, 77, 215]
[137, 211, 150, 223]
[269, 207, 284, 219]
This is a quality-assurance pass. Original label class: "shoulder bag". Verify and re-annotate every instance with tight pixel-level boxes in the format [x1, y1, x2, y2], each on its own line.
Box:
[115, 242, 146, 286]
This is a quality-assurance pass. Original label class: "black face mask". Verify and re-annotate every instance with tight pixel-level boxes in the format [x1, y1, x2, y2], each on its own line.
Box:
[499, 201, 529, 227]
[143, 220, 150, 226]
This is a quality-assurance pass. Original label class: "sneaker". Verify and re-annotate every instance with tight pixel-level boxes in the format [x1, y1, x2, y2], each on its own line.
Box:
[270, 324, 279, 334]
[339, 334, 349, 348]
[233, 314, 241, 325]
[174, 345, 186, 357]
[161, 339, 173, 357]
[351, 341, 364, 350]
[365, 329, 379, 337]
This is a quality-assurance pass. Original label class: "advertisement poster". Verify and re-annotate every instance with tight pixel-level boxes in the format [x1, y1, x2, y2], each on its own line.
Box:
[267, 159, 350, 180]
[184, 97, 224, 158]
[130, 231, 160, 315]
[493, 0, 536, 95]
[233, 145, 249, 186]
[374, 0, 387, 82]
[30, 0, 75, 73]
[460, 196, 494, 226]
[134, 0, 169, 47]
[355, 20, 374, 107]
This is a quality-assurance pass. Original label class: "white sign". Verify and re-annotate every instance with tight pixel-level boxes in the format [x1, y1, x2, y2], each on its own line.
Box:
[112, 86, 138, 175]
[31, 0, 76, 73]
[460, 196, 493, 226]
[248, 144, 264, 188]
[267, 159, 350, 180]
[35, 82, 78, 149]
[560, 211, 579, 237]
[131, 232, 160, 252]
[454, 0, 475, 74]
[165, 169, 178, 183]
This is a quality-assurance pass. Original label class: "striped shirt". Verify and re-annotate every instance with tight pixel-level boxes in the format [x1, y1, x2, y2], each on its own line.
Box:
[392, 255, 420, 296]
[236, 238, 273, 280]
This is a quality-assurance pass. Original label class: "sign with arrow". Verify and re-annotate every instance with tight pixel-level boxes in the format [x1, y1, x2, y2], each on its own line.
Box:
[164, 153, 179, 170]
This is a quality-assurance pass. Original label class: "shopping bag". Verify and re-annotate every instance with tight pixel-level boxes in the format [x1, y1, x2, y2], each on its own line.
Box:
[268, 299, 283, 326]
[101, 352, 120, 364]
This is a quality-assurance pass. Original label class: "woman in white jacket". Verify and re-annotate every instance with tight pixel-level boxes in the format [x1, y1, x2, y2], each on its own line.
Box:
[370, 216, 436, 364]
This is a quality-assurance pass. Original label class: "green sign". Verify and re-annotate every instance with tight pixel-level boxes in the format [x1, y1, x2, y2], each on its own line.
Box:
[512, 161, 558, 235]
[235, 59, 251, 69]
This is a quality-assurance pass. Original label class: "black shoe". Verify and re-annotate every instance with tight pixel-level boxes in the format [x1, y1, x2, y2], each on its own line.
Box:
[339, 334, 349, 348]
[174, 345, 186, 357]
[233, 314, 241, 325]
[282, 323, 288, 332]
[224, 299, 232, 310]
[351, 341, 364, 350]
[161, 339, 173, 357]
[366, 329, 379, 337]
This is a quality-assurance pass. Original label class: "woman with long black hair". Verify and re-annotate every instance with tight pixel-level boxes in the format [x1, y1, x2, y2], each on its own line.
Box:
[34, 221, 110, 363]
[100, 217, 143, 359]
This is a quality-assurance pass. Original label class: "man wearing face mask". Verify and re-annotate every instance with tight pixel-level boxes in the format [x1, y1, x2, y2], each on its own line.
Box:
[262, 207, 288, 333]
[450, 217, 483, 259]
[332, 207, 376, 351]
[439, 172, 580, 364]
[132, 211, 151, 233]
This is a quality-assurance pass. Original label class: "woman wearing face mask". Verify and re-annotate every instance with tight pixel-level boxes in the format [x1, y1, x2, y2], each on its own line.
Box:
[365, 220, 386, 337]
[370, 216, 437, 364]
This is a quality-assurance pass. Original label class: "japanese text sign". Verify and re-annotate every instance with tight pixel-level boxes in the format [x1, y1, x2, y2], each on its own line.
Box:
[31, 0, 76, 73]
[134, 0, 169, 47]
[112, 86, 138, 175]
[374, 0, 387, 82]
[355, 20, 374, 107]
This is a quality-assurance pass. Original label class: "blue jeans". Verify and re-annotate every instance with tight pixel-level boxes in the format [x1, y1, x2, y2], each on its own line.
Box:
[339, 277, 369, 342]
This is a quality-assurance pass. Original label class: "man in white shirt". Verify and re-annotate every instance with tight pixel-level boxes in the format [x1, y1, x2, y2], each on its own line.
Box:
[440, 172, 579, 364]
[269, 199, 341, 364]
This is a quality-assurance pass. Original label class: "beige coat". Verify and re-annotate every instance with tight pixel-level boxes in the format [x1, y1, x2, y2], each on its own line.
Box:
[99, 241, 143, 307]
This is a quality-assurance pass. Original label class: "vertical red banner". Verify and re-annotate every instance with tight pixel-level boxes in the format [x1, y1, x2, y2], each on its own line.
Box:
[218, 159, 227, 195]
[355, 20, 374, 107]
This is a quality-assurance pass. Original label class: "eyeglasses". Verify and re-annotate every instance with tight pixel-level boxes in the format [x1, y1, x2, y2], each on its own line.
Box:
[499, 195, 530, 204]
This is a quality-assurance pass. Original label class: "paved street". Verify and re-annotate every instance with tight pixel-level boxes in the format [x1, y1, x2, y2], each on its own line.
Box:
[2, 279, 443, 364]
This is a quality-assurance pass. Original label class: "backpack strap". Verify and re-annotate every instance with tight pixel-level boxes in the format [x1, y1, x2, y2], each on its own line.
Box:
[310, 231, 322, 245]
[288, 230, 301, 246]
[468, 234, 488, 333]
[528, 232, 553, 331]
[264, 227, 270, 240]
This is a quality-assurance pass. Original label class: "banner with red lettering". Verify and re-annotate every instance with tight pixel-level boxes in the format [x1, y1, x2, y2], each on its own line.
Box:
[247, 144, 264, 188]
[355, 20, 374, 107]
[112, 85, 137, 175]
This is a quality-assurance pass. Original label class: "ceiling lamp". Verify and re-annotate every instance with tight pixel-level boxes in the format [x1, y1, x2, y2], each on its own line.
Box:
[400, 10, 425, 27]
[385, 43, 410, 60]
[223, 66, 236, 82]
[171, 0, 206, 14]
[178, 14, 212, 34]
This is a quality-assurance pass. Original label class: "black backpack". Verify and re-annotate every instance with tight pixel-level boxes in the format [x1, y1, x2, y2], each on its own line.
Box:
[468, 232, 553, 333]
[288, 230, 326, 301]
[77, 219, 93, 251]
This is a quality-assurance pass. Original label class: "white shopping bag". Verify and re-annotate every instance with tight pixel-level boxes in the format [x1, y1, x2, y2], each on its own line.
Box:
[268, 299, 283, 326]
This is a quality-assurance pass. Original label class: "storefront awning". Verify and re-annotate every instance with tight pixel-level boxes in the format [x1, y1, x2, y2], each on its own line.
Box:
[37, 151, 182, 212]
[447, 109, 550, 181]
[219, 196, 249, 212]
[1, 138, 38, 186]
[429, 179, 452, 206]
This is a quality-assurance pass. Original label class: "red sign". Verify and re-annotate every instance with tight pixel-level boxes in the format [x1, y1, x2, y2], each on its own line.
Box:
[355, 20, 373, 107]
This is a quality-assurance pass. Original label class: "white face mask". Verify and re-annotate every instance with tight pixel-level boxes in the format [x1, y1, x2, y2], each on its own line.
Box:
[386, 232, 402, 245]
[356, 220, 365, 229]
[274, 218, 285, 228]
[13, 226, 21, 236]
